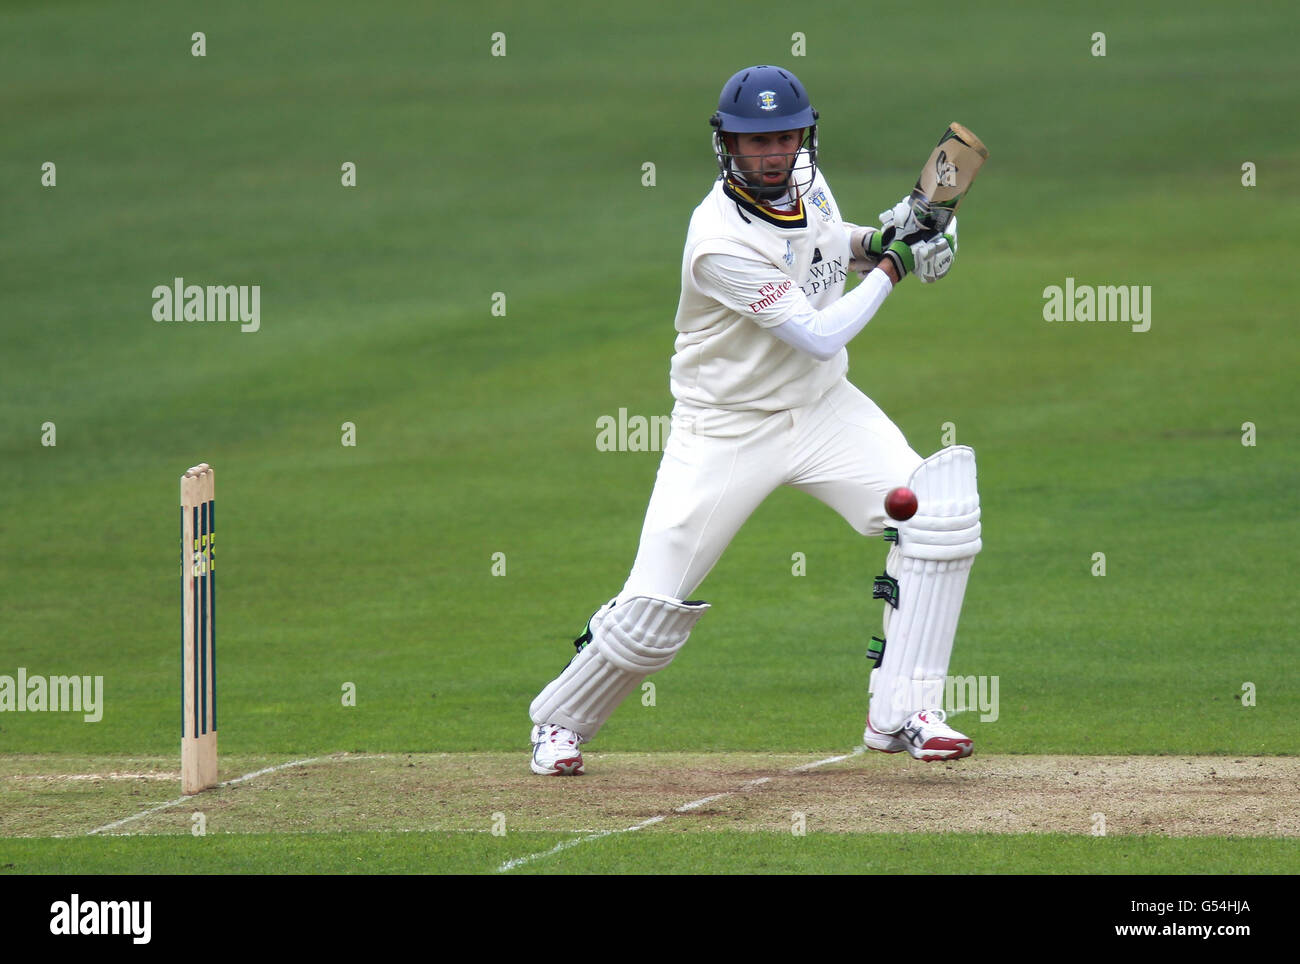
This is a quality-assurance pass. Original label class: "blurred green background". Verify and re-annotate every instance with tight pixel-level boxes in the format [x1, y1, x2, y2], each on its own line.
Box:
[2, 0, 1296, 758]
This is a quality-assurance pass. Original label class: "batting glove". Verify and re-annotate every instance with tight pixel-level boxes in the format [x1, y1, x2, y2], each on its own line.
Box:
[879, 195, 927, 246]
[882, 216, 957, 283]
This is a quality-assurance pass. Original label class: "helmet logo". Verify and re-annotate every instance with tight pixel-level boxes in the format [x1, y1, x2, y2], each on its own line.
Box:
[757, 90, 778, 111]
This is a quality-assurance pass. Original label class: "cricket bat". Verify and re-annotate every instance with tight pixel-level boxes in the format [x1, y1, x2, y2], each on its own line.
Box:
[909, 122, 989, 233]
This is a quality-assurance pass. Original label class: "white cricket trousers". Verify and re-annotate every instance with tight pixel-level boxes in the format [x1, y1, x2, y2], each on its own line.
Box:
[619, 378, 922, 602]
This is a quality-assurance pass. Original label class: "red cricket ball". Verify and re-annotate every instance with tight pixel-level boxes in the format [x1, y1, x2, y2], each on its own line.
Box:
[884, 486, 918, 521]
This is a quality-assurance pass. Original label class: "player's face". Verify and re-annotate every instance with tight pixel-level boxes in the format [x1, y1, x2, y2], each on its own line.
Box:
[728, 129, 803, 195]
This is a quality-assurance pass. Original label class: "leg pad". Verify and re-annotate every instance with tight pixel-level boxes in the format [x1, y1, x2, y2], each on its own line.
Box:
[530, 594, 709, 739]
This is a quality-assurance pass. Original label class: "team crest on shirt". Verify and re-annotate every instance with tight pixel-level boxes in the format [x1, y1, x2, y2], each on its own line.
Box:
[758, 90, 777, 111]
[808, 189, 833, 221]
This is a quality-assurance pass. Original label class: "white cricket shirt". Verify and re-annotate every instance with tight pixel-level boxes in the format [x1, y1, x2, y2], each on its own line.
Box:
[670, 155, 856, 412]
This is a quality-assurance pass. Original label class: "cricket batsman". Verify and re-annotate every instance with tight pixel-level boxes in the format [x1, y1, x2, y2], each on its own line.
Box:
[528, 65, 982, 774]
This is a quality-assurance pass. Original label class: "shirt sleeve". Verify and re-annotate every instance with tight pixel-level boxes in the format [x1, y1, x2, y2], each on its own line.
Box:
[766, 268, 893, 360]
[692, 250, 894, 361]
[691, 251, 803, 329]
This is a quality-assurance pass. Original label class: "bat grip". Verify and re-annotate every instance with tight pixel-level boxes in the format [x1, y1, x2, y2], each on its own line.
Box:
[909, 189, 953, 233]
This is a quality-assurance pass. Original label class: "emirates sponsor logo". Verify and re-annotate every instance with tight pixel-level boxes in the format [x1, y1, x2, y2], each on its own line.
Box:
[748, 279, 792, 313]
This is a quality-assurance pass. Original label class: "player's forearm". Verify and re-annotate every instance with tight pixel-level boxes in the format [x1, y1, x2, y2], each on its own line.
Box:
[767, 268, 893, 360]
[845, 223, 900, 284]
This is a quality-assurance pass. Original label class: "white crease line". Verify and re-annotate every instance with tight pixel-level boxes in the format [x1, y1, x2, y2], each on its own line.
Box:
[791, 747, 863, 772]
[495, 747, 862, 873]
[674, 793, 729, 813]
[674, 753, 849, 813]
[86, 755, 332, 836]
[85, 797, 194, 837]
[496, 816, 665, 873]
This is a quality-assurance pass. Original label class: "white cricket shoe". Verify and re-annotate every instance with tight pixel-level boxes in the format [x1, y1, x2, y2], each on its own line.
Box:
[529, 723, 585, 775]
[863, 708, 973, 762]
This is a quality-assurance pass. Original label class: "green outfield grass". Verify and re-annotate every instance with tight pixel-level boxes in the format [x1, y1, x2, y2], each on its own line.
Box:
[1, 831, 1292, 876]
[1, 0, 1297, 874]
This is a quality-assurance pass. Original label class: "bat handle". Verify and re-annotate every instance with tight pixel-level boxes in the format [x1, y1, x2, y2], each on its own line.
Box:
[909, 189, 953, 233]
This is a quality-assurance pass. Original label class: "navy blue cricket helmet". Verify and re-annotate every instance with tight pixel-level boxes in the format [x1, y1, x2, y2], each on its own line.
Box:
[709, 65, 819, 201]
